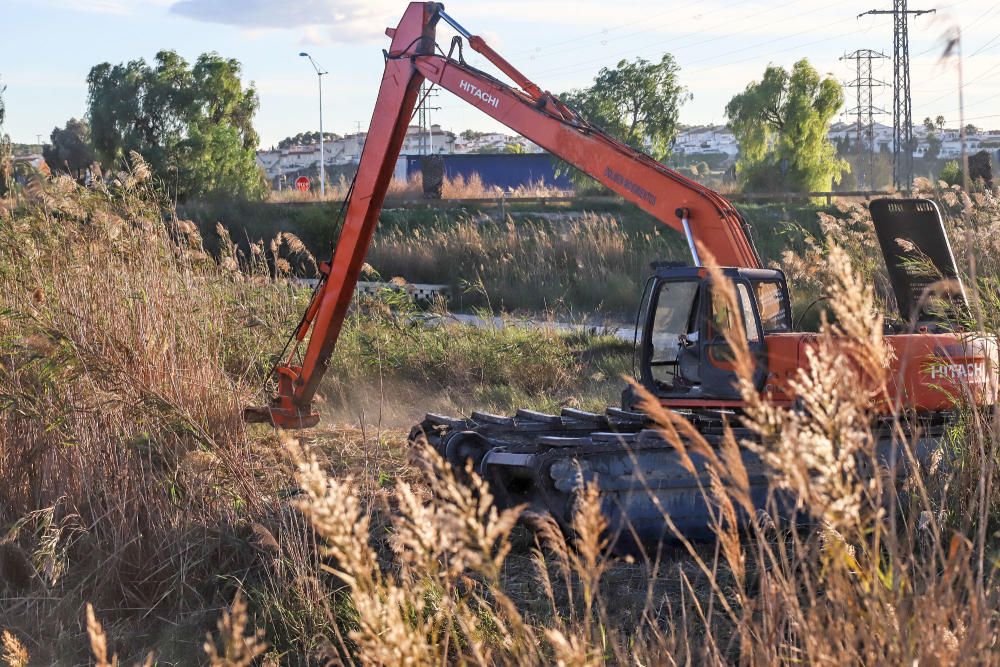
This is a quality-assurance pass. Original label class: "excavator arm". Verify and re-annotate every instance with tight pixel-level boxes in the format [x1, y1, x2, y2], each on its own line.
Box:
[245, 2, 762, 428]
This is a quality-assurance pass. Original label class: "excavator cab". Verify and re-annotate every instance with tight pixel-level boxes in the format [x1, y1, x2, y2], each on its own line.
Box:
[634, 265, 792, 402]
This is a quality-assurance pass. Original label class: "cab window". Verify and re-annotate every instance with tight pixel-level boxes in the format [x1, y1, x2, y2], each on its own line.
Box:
[647, 281, 700, 385]
[650, 281, 700, 364]
[753, 280, 791, 333]
[737, 283, 761, 343]
[710, 282, 761, 343]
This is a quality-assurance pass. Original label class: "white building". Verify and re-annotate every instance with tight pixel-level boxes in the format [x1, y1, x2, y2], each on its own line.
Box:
[836, 121, 1000, 160]
[453, 132, 543, 154]
[673, 125, 739, 158]
[399, 124, 457, 154]
[257, 124, 461, 181]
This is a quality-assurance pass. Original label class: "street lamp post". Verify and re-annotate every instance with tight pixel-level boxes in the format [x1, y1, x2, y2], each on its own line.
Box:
[299, 52, 328, 197]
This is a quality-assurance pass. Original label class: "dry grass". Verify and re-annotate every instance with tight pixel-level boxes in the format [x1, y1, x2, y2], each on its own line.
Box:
[279, 219, 1000, 664]
[267, 172, 569, 204]
[0, 166, 304, 661]
[0, 168, 627, 661]
[782, 178, 1000, 324]
[368, 212, 681, 315]
[2, 166, 1000, 664]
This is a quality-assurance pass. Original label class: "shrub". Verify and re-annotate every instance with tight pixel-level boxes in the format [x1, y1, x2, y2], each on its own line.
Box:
[941, 160, 963, 187]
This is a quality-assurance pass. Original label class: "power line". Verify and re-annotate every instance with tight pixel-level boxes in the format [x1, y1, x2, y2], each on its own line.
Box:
[909, 4, 1000, 89]
[508, 0, 712, 61]
[913, 85, 1000, 130]
[842, 49, 890, 190]
[943, 86, 1000, 115]
[531, 0, 816, 79]
[962, 113, 1000, 121]
[912, 32, 1000, 73]
[859, 1, 936, 190]
[915, 57, 1000, 111]
[912, 0, 999, 58]
[968, 33, 1000, 57]
[505, 0, 710, 59]
[682, 14, 867, 74]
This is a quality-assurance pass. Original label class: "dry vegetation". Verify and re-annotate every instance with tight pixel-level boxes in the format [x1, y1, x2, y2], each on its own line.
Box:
[782, 178, 1000, 321]
[2, 168, 1000, 664]
[268, 173, 569, 204]
[367, 212, 682, 315]
[0, 168, 622, 663]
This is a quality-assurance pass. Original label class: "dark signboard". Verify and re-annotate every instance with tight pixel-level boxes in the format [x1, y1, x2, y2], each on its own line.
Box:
[870, 198, 967, 324]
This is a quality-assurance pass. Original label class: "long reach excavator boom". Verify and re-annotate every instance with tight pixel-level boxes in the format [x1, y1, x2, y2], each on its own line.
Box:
[246, 2, 763, 429]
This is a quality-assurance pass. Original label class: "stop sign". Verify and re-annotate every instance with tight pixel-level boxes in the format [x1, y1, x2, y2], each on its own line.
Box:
[295, 176, 310, 192]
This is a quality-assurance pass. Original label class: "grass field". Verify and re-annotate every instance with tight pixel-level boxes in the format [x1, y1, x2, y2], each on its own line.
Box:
[0, 172, 633, 663]
[3, 171, 1000, 664]
[183, 194, 834, 317]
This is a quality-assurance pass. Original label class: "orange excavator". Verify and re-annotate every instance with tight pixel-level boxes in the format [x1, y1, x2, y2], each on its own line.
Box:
[247, 3, 996, 542]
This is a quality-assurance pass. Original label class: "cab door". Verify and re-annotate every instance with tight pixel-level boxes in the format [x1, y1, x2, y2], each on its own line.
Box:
[638, 277, 703, 392]
[700, 279, 768, 399]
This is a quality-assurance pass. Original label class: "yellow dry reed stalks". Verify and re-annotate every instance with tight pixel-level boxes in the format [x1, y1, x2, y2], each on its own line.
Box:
[0, 631, 28, 667]
[203, 592, 268, 667]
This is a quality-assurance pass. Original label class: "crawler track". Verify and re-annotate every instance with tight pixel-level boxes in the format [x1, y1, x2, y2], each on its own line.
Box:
[410, 406, 946, 548]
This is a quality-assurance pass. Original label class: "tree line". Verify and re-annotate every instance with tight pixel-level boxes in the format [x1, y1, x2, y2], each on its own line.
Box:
[31, 48, 852, 200]
[37, 51, 265, 200]
[560, 54, 847, 193]
[276, 131, 340, 150]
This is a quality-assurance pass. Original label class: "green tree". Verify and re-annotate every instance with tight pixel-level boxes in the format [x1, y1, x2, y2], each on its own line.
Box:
[460, 129, 488, 141]
[277, 131, 339, 149]
[43, 118, 97, 179]
[940, 160, 962, 186]
[562, 54, 688, 160]
[922, 116, 941, 161]
[86, 50, 266, 200]
[725, 59, 847, 192]
[926, 135, 942, 161]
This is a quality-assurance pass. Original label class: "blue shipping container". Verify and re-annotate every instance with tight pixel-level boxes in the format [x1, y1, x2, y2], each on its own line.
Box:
[405, 153, 572, 191]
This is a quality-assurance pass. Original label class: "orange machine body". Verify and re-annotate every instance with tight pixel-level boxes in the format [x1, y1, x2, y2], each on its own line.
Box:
[754, 332, 998, 411]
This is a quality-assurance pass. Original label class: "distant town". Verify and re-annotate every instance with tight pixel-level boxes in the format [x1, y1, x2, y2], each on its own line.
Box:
[674, 121, 999, 162]
[255, 121, 1000, 191]
[255, 125, 545, 188]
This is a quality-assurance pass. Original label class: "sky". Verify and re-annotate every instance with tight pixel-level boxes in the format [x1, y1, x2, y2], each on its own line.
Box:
[2, 0, 999, 148]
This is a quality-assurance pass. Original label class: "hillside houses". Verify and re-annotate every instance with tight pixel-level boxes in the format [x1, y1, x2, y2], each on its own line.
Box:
[257, 124, 458, 183]
[673, 121, 998, 163]
[257, 125, 547, 183]
[454, 133, 543, 154]
[259, 120, 999, 185]
[673, 126, 740, 158]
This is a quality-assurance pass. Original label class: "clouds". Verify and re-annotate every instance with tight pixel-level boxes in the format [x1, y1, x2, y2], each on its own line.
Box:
[27, 0, 176, 14]
[169, 0, 399, 43]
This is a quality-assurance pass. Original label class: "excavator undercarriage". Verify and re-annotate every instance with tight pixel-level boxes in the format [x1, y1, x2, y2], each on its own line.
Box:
[412, 407, 946, 547]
